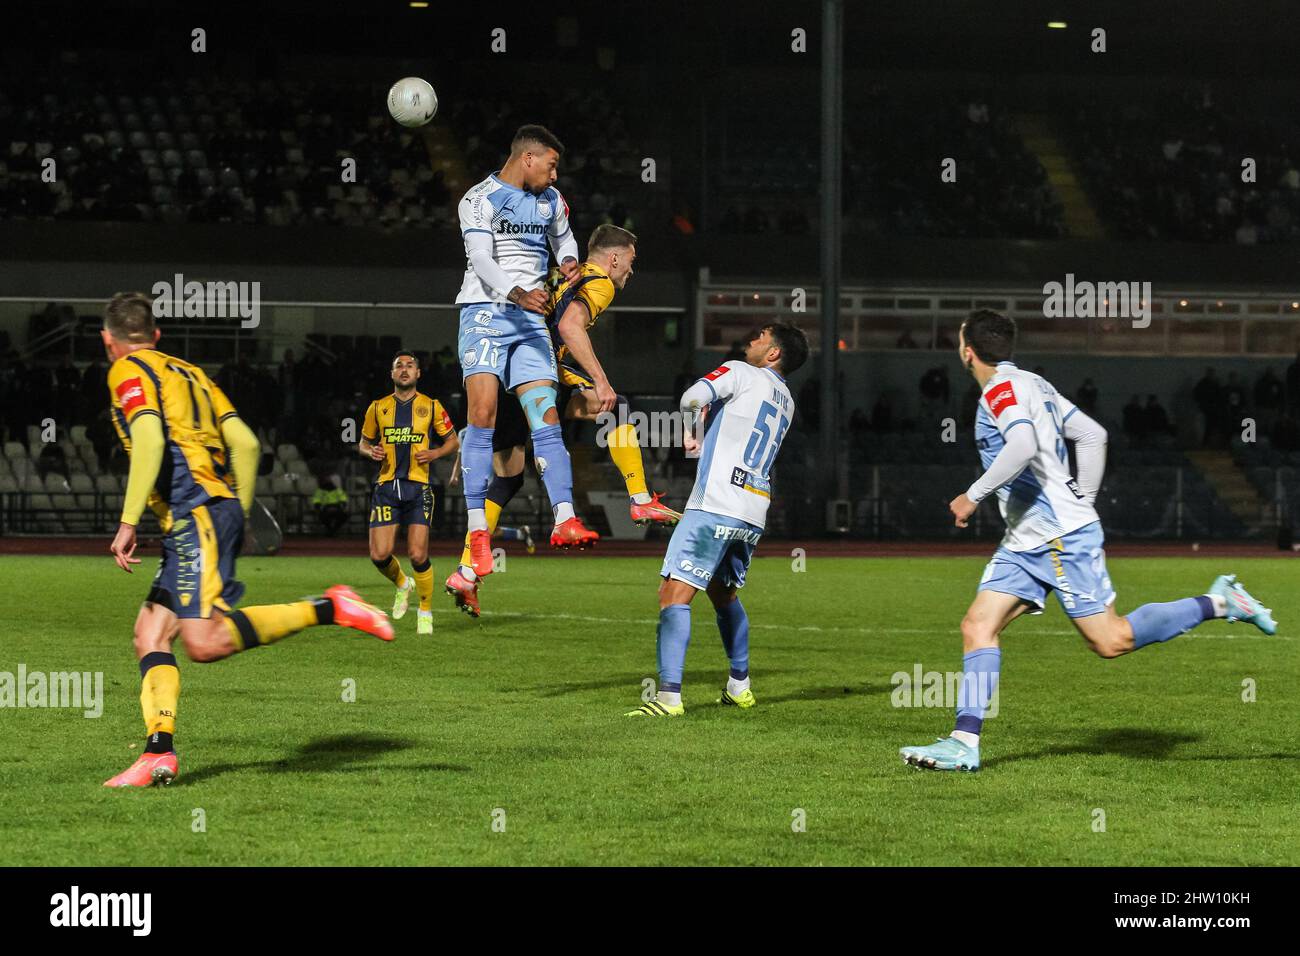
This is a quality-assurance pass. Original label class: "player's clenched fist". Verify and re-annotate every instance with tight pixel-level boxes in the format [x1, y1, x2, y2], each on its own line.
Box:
[368, 442, 386, 461]
[949, 493, 977, 528]
[508, 286, 549, 314]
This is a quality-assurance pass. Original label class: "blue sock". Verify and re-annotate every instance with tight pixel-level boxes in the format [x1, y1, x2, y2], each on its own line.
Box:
[1127, 596, 1214, 650]
[461, 425, 495, 511]
[656, 604, 692, 693]
[716, 599, 749, 679]
[954, 648, 1001, 737]
[530, 423, 574, 513]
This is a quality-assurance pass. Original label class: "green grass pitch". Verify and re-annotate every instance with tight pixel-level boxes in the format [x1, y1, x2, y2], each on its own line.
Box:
[1, 552, 1296, 866]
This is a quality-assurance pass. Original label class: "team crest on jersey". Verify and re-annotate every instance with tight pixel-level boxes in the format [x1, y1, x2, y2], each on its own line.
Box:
[463, 348, 478, 367]
[985, 380, 1018, 417]
[537, 199, 552, 218]
[416, 405, 428, 418]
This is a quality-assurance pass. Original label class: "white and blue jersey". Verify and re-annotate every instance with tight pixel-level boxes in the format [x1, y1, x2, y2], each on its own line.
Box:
[975, 362, 1099, 553]
[455, 173, 577, 387]
[974, 362, 1115, 617]
[685, 361, 794, 529]
[660, 361, 795, 591]
[456, 174, 574, 304]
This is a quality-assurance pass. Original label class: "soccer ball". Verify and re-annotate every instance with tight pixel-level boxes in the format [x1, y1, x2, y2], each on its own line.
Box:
[387, 77, 438, 128]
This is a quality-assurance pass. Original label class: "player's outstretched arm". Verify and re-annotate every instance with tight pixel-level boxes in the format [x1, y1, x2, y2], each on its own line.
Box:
[219, 415, 261, 515]
[1063, 408, 1108, 504]
[556, 304, 616, 411]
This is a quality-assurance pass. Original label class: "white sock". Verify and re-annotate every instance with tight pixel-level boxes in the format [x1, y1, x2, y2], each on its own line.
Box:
[951, 730, 980, 749]
[459, 565, 477, 583]
[467, 508, 488, 532]
[631, 492, 652, 505]
[657, 690, 681, 707]
[1205, 592, 1228, 618]
[727, 675, 750, 695]
[553, 502, 575, 523]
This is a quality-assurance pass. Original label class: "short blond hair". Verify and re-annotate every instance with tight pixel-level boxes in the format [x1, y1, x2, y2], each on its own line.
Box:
[104, 292, 156, 343]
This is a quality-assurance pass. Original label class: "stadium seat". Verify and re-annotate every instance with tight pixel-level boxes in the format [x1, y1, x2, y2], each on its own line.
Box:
[271, 476, 297, 496]
[94, 474, 120, 493]
[3, 441, 26, 461]
[70, 425, 87, 443]
[255, 476, 272, 497]
[0, 476, 17, 494]
[43, 474, 71, 493]
[275, 443, 300, 462]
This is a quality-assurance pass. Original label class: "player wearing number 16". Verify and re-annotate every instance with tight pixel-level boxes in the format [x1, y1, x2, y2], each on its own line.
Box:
[626, 324, 809, 718]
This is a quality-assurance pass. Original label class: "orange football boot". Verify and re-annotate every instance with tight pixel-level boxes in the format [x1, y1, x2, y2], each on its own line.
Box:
[550, 516, 600, 550]
[630, 493, 682, 526]
[444, 568, 481, 618]
[324, 585, 394, 641]
[468, 528, 494, 577]
[104, 751, 178, 788]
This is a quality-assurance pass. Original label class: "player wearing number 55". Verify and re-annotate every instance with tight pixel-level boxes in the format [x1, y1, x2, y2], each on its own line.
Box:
[626, 323, 809, 718]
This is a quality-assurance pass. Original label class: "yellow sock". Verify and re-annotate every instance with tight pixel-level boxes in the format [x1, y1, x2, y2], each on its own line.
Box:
[412, 561, 435, 611]
[223, 601, 321, 652]
[461, 500, 504, 569]
[139, 654, 180, 739]
[486, 498, 503, 534]
[608, 422, 649, 499]
[374, 555, 408, 588]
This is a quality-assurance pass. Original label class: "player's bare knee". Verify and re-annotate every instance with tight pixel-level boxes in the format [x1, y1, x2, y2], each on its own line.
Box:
[1092, 631, 1129, 659]
[369, 545, 390, 563]
[181, 634, 224, 664]
[408, 546, 429, 565]
[960, 613, 998, 650]
[132, 629, 168, 660]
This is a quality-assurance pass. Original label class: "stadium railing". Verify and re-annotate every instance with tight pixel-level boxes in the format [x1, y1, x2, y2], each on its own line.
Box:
[697, 284, 1300, 356]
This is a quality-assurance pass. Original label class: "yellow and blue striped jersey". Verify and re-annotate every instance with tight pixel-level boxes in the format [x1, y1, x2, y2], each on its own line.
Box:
[361, 391, 456, 484]
[106, 348, 238, 528]
[544, 262, 617, 365]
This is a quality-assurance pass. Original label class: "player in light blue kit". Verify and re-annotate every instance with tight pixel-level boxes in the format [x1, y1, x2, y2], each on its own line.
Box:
[448, 124, 600, 609]
[626, 324, 810, 717]
[900, 310, 1278, 771]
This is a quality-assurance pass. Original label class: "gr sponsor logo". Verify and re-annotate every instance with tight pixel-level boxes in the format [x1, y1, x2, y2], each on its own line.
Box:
[677, 559, 712, 581]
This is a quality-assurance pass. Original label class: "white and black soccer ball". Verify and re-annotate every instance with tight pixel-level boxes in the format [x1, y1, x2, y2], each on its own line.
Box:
[387, 77, 438, 128]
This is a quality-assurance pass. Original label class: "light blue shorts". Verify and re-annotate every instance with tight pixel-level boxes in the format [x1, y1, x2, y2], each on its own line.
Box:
[978, 520, 1116, 618]
[660, 509, 763, 591]
[458, 303, 558, 390]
